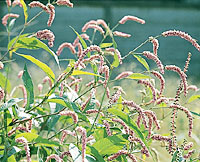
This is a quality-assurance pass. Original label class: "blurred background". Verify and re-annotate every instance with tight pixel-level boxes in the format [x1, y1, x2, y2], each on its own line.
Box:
[0, 0, 200, 81]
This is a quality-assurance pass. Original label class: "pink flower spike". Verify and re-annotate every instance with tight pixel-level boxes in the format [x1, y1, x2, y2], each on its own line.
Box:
[143, 51, 164, 74]
[47, 4, 55, 27]
[0, 61, 4, 69]
[97, 19, 109, 29]
[18, 70, 24, 78]
[119, 15, 145, 24]
[12, 0, 22, 7]
[56, 0, 73, 8]
[151, 71, 165, 96]
[16, 137, 31, 162]
[149, 37, 159, 56]
[187, 85, 199, 91]
[73, 34, 90, 47]
[43, 76, 52, 88]
[84, 24, 105, 35]
[29, 1, 50, 13]
[162, 30, 200, 52]
[113, 31, 131, 38]
[165, 65, 188, 96]
[76, 126, 87, 162]
[184, 142, 193, 150]
[38, 84, 43, 93]
[82, 20, 97, 33]
[6, 0, 11, 6]
[115, 71, 133, 80]
[138, 80, 157, 102]
[2, 13, 19, 26]
[56, 42, 76, 56]
[183, 149, 195, 159]
[105, 48, 122, 64]
[36, 29, 55, 47]
[60, 130, 75, 144]
[45, 154, 63, 162]
[18, 85, 27, 108]
[103, 120, 112, 136]
[112, 118, 129, 134]
[59, 111, 78, 124]
[60, 151, 71, 159]
[108, 150, 137, 162]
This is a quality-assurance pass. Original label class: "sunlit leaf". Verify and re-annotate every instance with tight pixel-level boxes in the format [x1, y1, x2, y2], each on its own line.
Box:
[127, 73, 151, 79]
[72, 70, 102, 77]
[87, 146, 106, 162]
[0, 72, 11, 93]
[7, 146, 21, 158]
[0, 98, 22, 112]
[20, 0, 28, 23]
[134, 55, 149, 71]
[22, 65, 34, 110]
[16, 53, 55, 82]
[112, 52, 120, 68]
[188, 95, 200, 103]
[15, 133, 38, 142]
[8, 35, 59, 66]
[35, 136, 60, 147]
[100, 43, 113, 48]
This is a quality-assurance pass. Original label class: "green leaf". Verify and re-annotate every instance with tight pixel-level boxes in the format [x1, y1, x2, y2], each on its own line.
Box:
[92, 135, 126, 156]
[15, 133, 38, 142]
[0, 98, 22, 112]
[100, 43, 113, 48]
[112, 52, 120, 68]
[72, 70, 102, 77]
[8, 155, 16, 162]
[134, 55, 150, 71]
[7, 146, 21, 158]
[34, 136, 60, 147]
[8, 35, 59, 66]
[93, 128, 107, 141]
[127, 73, 151, 80]
[47, 98, 71, 108]
[22, 65, 34, 110]
[16, 53, 55, 82]
[20, 0, 28, 23]
[0, 72, 11, 93]
[188, 95, 200, 103]
[87, 146, 106, 162]
[190, 110, 200, 117]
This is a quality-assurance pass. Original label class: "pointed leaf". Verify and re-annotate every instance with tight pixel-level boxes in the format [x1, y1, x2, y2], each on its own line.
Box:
[112, 52, 120, 68]
[15, 133, 38, 142]
[127, 73, 151, 79]
[0, 72, 11, 93]
[72, 70, 102, 77]
[16, 53, 55, 82]
[188, 95, 200, 103]
[0, 98, 22, 112]
[134, 55, 149, 71]
[100, 43, 113, 48]
[34, 136, 60, 147]
[20, 0, 28, 23]
[22, 65, 34, 110]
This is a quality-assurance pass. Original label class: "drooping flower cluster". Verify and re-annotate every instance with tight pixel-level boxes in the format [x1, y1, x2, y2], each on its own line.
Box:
[56, 0, 73, 8]
[151, 70, 165, 96]
[113, 31, 131, 38]
[59, 110, 78, 124]
[119, 15, 145, 24]
[108, 150, 137, 162]
[45, 154, 63, 162]
[0, 88, 5, 102]
[56, 42, 76, 56]
[36, 29, 55, 47]
[2, 13, 19, 26]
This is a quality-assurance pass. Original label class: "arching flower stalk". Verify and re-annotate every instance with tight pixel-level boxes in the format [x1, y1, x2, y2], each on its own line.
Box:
[119, 15, 145, 24]
[105, 48, 123, 64]
[36, 29, 55, 47]
[45, 154, 63, 162]
[115, 71, 133, 80]
[12, 0, 22, 7]
[29, 1, 50, 13]
[151, 71, 165, 97]
[18, 85, 27, 108]
[43, 76, 52, 88]
[112, 118, 129, 134]
[149, 36, 159, 56]
[47, 4, 55, 26]
[56, 42, 76, 56]
[82, 20, 97, 32]
[113, 31, 131, 38]
[60, 130, 76, 144]
[2, 13, 19, 26]
[108, 150, 137, 162]
[73, 34, 90, 47]
[59, 111, 78, 124]
[6, 0, 11, 6]
[103, 120, 112, 136]
[56, 0, 73, 8]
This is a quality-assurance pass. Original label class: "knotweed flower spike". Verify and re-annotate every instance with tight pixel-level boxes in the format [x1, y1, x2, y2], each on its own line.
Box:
[97, 19, 109, 29]
[149, 36, 159, 56]
[73, 34, 90, 47]
[144, 110, 160, 130]
[119, 15, 145, 24]
[60, 151, 71, 159]
[59, 82, 64, 97]
[18, 70, 24, 78]
[109, 87, 122, 104]
[16, 137, 31, 162]
[115, 71, 133, 80]
[36, 29, 55, 47]
[143, 51, 164, 74]
[187, 85, 199, 91]
[12, 0, 22, 7]
[18, 85, 27, 108]
[0, 61, 4, 69]
[184, 52, 192, 73]
[29, 1, 50, 13]
[151, 71, 165, 96]
[82, 20, 97, 32]
[69, 78, 82, 87]
[60, 130, 76, 144]
[2, 13, 19, 26]
[38, 84, 43, 93]
[156, 97, 169, 105]
[57, 42, 76, 56]
[184, 142, 193, 150]
[138, 80, 157, 102]
[113, 31, 131, 38]
[105, 48, 123, 64]
[86, 109, 104, 117]
[162, 30, 200, 52]
[83, 24, 105, 35]
[56, 0, 73, 8]
[183, 149, 195, 159]
[165, 65, 188, 96]
[8, 126, 29, 136]
[43, 76, 52, 88]
[169, 104, 193, 137]
[108, 150, 137, 162]
[47, 4, 55, 26]
[45, 154, 63, 162]
[6, 0, 11, 6]
[112, 118, 129, 134]
[101, 65, 109, 86]
[103, 120, 112, 136]
[76, 126, 87, 162]
[59, 111, 78, 124]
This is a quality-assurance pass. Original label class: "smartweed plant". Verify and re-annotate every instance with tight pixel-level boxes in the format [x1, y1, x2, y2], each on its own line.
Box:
[0, 0, 200, 162]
